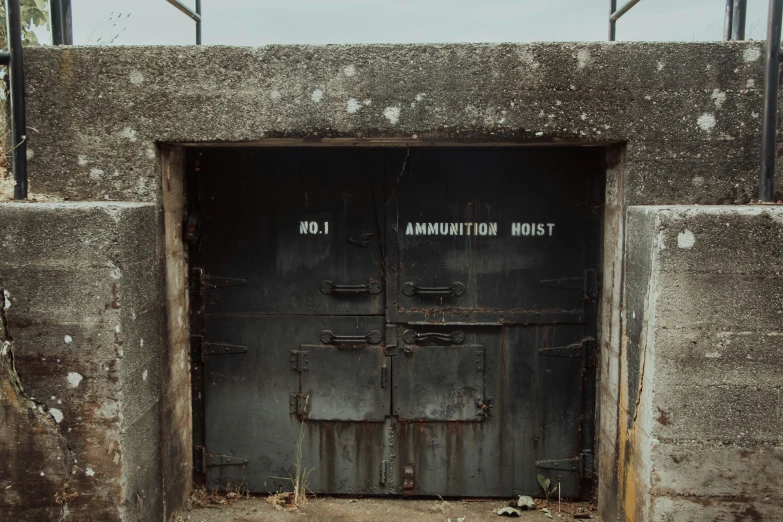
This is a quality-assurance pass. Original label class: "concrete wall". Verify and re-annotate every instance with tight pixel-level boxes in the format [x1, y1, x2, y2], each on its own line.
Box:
[616, 206, 783, 521]
[0, 203, 164, 521]
[0, 42, 781, 521]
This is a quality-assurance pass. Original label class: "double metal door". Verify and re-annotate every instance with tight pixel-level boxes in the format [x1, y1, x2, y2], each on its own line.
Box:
[190, 147, 602, 497]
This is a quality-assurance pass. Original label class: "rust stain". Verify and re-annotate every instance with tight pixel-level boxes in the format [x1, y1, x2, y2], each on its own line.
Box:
[655, 407, 670, 426]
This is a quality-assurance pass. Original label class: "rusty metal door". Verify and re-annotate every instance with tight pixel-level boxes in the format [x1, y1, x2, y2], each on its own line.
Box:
[190, 147, 601, 498]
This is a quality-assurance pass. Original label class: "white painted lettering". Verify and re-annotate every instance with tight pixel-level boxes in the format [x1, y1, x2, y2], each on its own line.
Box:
[537, 223, 545, 236]
[439, 223, 449, 235]
[428, 223, 438, 235]
[489, 223, 498, 235]
[547, 223, 555, 236]
[512, 223, 521, 236]
[309, 221, 318, 234]
[521, 223, 531, 236]
[300, 221, 309, 234]
[450, 223, 459, 235]
[478, 223, 488, 235]
[415, 223, 427, 235]
[406, 222, 414, 235]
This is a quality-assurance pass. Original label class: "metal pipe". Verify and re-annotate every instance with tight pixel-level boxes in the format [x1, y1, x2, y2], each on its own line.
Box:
[196, 0, 202, 45]
[51, 0, 73, 45]
[165, 0, 201, 22]
[724, 0, 734, 41]
[760, 0, 783, 202]
[5, 0, 27, 200]
[732, 0, 747, 40]
[609, 0, 642, 23]
[609, 0, 617, 41]
[0, 51, 10, 66]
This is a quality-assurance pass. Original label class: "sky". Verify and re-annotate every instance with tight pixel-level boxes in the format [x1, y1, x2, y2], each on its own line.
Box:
[36, 0, 775, 46]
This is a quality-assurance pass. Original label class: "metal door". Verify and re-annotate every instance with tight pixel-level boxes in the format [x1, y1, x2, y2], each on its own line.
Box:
[190, 147, 601, 498]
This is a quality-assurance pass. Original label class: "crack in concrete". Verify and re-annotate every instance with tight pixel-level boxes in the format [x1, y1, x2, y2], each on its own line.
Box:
[0, 287, 78, 515]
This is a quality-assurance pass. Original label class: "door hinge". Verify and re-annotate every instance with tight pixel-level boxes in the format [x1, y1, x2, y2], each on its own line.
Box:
[539, 269, 598, 300]
[535, 450, 593, 477]
[289, 350, 310, 372]
[194, 446, 248, 473]
[192, 335, 249, 363]
[290, 393, 310, 417]
[538, 337, 596, 361]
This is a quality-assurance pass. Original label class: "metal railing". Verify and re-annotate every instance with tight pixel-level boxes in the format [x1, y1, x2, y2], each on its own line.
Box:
[166, 0, 202, 45]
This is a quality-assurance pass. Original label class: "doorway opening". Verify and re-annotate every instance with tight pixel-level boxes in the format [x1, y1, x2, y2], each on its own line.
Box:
[186, 145, 606, 498]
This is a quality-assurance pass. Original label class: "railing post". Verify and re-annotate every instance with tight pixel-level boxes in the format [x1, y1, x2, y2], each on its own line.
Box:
[760, 0, 783, 202]
[51, 0, 74, 46]
[196, 0, 202, 45]
[732, 0, 747, 40]
[609, 0, 617, 41]
[724, 0, 734, 41]
[5, 0, 26, 200]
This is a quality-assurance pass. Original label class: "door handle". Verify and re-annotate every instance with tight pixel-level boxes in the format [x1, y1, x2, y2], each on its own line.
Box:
[402, 330, 465, 345]
[402, 281, 465, 297]
[320, 329, 382, 345]
[320, 279, 383, 295]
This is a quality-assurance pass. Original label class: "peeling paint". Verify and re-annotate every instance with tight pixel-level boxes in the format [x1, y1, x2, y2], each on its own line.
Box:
[743, 47, 761, 62]
[383, 107, 401, 125]
[49, 408, 63, 424]
[696, 113, 716, 132]
[311, 89, 324, 103]
[677, 230, 695, 249]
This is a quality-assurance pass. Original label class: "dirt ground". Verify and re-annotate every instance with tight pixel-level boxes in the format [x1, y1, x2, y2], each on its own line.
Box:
[177, 494, 602, 522]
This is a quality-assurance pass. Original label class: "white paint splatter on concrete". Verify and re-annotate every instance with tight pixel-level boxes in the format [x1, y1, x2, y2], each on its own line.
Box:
[26, 149, 34, 160]
[343, 65, 356, 77]
[85, 468, 95, 477]
[697, 113, 716, 132]
[129, 70, 144, 85]
[692, 176, 705, 187]
[145, 147, 155, 159]
[656, 61, 665, 71]
[177, 306, 184, 328]
[383, 107, 401, 125]
[269, 89, 282, 102]
[311, 89, 324, 103]
[114, 325, 121, 334]
[576, 49, 591, 69]
[746, 79, 755, 88]
[752, 111, 760, 119]
[67, 372, 83, 388]
[743, 47, 761, 63]
[120, 127, 138, 142]
[40, 471, 45, 477]
[89, 168, 104, 181]
[142, 369, 148, 381]
[49, 408, 63, 424]
[705, 351, 721, 358]
[415, 93, 425, 102]
[677, 229, 695, 249]
[77, 155, 88, 166]
[346, 98, 361, 114]
[64, 335, 72, 344]
[140, 338, 144, 348]
[711, 89, 726, 109]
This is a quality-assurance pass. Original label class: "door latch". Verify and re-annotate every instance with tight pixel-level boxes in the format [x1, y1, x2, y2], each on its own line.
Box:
[320, 279, 383, 295]
[320, 329, 382, 345]
[402, 281, 465, 297]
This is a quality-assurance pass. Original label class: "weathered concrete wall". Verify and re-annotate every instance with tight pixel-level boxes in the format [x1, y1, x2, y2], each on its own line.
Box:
[613, 206, 783, 521]
[2, 42, 782, 521]
[19, 42, 782, 205]
[0, 203, 164, 521]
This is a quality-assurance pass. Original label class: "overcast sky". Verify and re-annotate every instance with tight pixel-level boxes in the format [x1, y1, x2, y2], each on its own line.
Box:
[46, 0, 773, 46]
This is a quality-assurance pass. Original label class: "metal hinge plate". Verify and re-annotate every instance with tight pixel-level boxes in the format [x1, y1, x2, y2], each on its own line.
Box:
[191, 335, 248, 363]
[535, 450, 593, 477]
[289, 393, 310, 416]
[289, 350, 310, 372]
[194, 446, 248, 473]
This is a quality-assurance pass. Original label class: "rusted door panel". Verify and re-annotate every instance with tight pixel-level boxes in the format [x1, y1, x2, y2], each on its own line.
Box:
[197, 148, 385, 316]
[301, 342, 390, 422]
[203, 315, 389, 493]
[504, 325, 586, 498]
[394, 148, 601, 321]
[394, 420, 509, 496]
[202, 315, 302, 492]
[301, 420, 392, 494]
